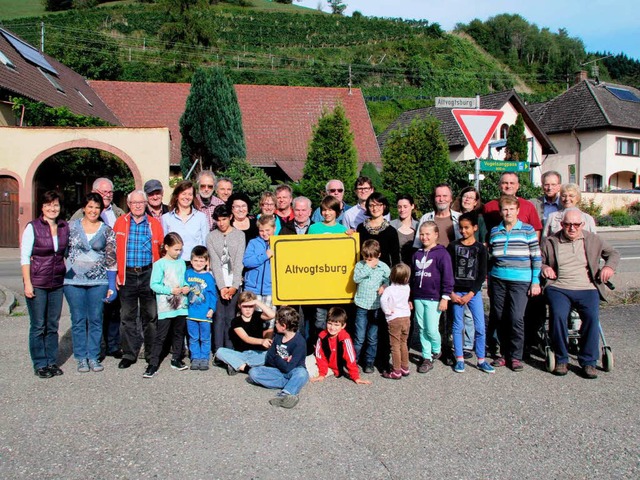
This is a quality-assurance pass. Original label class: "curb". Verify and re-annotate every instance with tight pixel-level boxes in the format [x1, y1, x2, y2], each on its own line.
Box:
[597, 225, 640, 232]
[0, 284, 17, 316]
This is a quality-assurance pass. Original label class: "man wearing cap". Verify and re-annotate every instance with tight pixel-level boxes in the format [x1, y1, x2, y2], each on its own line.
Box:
[144, 179, 169, 220]
[197, 170, 224, 231]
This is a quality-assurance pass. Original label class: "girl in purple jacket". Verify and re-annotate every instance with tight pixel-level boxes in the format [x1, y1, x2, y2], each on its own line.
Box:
[411, 222, 454, 374]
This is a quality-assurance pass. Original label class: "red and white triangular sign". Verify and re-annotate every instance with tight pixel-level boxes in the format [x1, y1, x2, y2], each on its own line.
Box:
[452, 109, 504, 158]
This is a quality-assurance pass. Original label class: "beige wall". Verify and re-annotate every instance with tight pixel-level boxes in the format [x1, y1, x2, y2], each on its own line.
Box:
[542, 130, 640, 191]
[0, 126, 171, 238]
[582, 192, 640, 214]
[0, 103, 14, 126]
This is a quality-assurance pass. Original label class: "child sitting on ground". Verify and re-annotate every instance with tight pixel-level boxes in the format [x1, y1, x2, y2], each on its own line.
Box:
[309, 307, 371, 384]
[353, 239, 390, 374]
[185, 245, 217, 371]
[379, 262, 412, 379]
[214, 291, 275, 376]
[248, 306, 309, 409]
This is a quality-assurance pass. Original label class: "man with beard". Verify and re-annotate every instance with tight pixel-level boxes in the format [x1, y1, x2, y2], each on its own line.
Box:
[196, 170, 224, 231]
[413, 184, 461, 248]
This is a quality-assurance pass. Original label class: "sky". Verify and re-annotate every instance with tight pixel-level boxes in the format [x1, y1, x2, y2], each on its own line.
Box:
[296, 0, 639, 60]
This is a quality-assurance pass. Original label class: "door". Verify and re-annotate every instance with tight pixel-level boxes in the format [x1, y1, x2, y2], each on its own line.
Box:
[0, 176, 19, 247]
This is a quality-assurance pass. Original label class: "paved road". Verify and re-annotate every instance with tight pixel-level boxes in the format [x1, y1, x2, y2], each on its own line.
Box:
[1, 305, 638, 478]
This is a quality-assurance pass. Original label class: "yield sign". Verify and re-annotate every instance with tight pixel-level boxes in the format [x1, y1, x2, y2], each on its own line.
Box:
[452, 109, 504, 158]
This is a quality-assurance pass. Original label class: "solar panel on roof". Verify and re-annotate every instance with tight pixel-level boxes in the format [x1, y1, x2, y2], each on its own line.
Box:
[0, 28, 58, 75]
[605, 86, 640, 103]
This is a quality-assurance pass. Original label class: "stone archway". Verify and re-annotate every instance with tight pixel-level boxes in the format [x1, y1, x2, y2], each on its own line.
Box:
[0, 126, 171, 238]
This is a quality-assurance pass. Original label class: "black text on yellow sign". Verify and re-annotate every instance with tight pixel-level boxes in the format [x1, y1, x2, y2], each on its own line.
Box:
[270, 234, 360, 305]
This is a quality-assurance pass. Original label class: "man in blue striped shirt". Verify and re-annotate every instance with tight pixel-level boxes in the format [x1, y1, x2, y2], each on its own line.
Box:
[488, 195, 541, 372]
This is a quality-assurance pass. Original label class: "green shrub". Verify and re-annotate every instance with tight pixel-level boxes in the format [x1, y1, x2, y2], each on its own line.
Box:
[598, 208, 635, 226]
[579, 198, 602, 218]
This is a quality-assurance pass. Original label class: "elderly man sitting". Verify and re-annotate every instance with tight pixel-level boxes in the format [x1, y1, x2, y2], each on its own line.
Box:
[540, 208, 619, 379]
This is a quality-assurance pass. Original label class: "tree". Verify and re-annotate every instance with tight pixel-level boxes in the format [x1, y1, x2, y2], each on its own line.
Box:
[218, 159, 271, 214]
[505, 114, 528, 161]
[179, 68, 246, 177]
[299, 104, 357, 206]
[328, 0, 346, 15]
[381, 117, 451, 214]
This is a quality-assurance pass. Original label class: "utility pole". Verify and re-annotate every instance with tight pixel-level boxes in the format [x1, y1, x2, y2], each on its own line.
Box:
[348, 64, 352, 95]
[40, 22, 44, 52]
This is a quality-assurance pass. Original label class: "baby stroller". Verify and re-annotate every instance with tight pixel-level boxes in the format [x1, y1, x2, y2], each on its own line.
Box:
[542, 282, 615, 373]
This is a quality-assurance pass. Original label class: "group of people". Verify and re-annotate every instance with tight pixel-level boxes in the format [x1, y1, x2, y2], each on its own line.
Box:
[22, 169, 619, 408]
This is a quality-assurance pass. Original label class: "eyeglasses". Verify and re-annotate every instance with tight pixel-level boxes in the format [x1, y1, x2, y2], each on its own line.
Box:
[328, 188, 344, 193]
[261, 202, 275, 207]
[200, 184, 214, 189]
[369, 203, 384, 209]
[561, 222, 583, 229]
[356, 186, 372, 192]
[232, 204, 247, 210]
[129, 201, 147, 206]
[97, 190, 113, 197]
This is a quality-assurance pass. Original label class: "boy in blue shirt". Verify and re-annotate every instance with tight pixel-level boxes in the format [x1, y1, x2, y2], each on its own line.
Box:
[185, 246, 217, 370]
[248, 306, 309, 409]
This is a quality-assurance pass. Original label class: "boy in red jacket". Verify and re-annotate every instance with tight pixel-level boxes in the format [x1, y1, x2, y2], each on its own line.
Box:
[310, 307, 371, 385]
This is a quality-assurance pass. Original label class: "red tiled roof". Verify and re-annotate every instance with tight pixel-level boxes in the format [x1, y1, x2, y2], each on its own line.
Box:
[89, 81, 381, 180]
[0, 28, 120, 125]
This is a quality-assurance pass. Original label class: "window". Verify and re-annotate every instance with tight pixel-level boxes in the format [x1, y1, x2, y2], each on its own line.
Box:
[0, 50, 15, 70]
[39, 67, 65, 93]
[76, 89, 93, 107]
[616, 137, 639, 156]
[500, 123, 509, 139]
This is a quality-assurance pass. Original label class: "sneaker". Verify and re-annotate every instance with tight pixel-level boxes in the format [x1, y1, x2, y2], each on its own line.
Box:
[170, 359, 188, 371]
[491, 357, 506, 368]
[89, 359, 104, 372]
[382, 369, 402, 379]
[143, 364, 158, 378]
[463, 350, 474, 360]
[200, 360, 209, 371]
[432, 352, 442, 361]
[477, 361, 496, 374]
[190, 360, 200, 370]
[454, 360, 465, 373]
[582, 365, 598, 379]
[268, 391, 287, 407]
[47, 364, 64, 376]
[227, 364, 238, 376]
[554, 362, 568, 376]
[269, 394, 300, 409]
[417, 358, 433, 374]
[77, 359, 90, 373]
[400, 367, 410, 377]
[363, 364, 375, 374]
[511, 359, 524, 372]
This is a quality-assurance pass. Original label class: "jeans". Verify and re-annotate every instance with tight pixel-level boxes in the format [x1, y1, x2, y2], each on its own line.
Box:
[64, 284, 108, 361]
[119, 269, 157, 362]
[215, 348, 266, 370]
[187, 319, 211, 360]
[413, 299, 441, 360]
[27, 287, 64, 369]
[489, 278, 529, 361]
[248, 366, 309, 395]
[463, 306, 475, 351]
[452, 292, 486, 359]
[353, 307, 382, 365]
[213, 288, 238, 352]
[546, 286, 601, 366]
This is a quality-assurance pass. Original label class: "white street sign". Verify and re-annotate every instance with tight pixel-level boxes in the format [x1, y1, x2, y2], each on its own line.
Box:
[435, 97, 478, 108]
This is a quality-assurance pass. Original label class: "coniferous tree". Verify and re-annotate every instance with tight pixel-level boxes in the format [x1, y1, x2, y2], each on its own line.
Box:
[299, 104, 357, 206]
[179, 67, 246, 177]
[505, 114, 528, 161]
[381, 117, 451, 214]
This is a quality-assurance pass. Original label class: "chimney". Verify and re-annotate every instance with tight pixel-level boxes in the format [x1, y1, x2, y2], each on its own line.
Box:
[575, 70, 588, 84]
